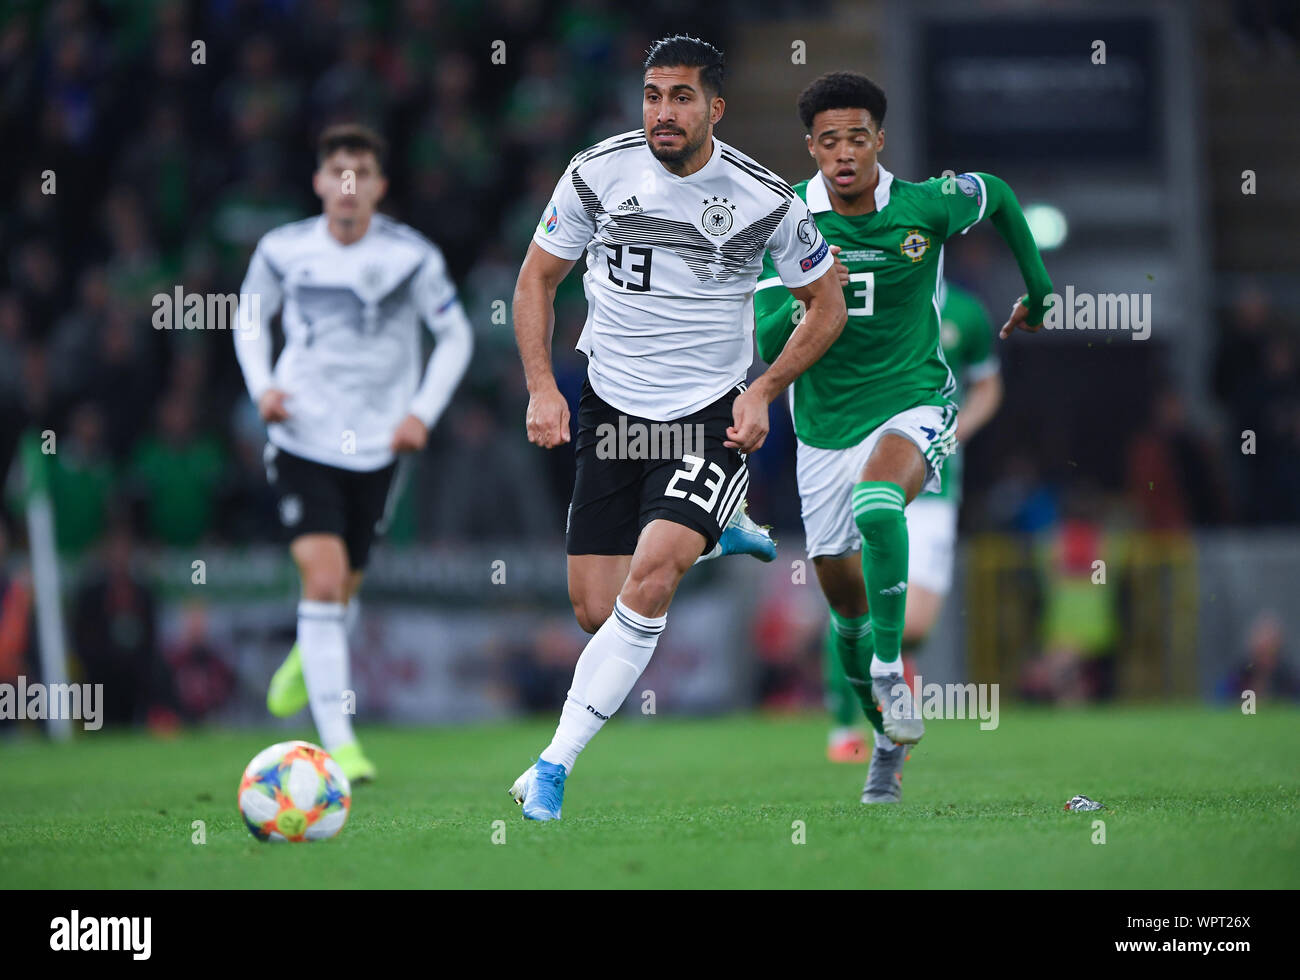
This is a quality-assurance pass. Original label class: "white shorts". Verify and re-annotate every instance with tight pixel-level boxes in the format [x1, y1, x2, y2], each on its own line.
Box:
[797, 403, 956, 560]
[904, 495, 958, 595]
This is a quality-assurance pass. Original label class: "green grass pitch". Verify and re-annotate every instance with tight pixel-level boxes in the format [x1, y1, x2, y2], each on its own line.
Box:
[2, 706, 1297, 889]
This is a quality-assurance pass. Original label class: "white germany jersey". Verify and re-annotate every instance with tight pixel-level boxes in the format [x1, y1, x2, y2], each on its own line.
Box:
[533, 130, 833, 420]
[235, 214, 472, 472]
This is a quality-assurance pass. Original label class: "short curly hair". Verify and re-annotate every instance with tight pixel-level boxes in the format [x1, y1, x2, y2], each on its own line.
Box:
[797, 72, 887, 132]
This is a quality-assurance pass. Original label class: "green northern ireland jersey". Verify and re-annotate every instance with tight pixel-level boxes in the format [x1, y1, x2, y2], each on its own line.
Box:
[755, 166, 993, 450]
[927, 280, 998, 504]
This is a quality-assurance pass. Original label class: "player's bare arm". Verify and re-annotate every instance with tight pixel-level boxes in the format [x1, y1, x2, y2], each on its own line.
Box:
[513, 241, 577, 448]
[953, 372, 1002, 443]
[727, 265, 847, 452]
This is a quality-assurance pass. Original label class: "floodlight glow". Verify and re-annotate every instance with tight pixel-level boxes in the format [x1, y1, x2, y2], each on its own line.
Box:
[1024, 203, 1068, 250]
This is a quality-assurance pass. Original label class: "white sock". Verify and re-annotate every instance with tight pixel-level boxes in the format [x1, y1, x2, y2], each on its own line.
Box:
[870, 653, 904, 678]
[829, 726, 860, 744]
[874, 730, 898, 750]
[344, 597, 361, 641]
[298, 600, 354, 750]
[693, 542, 722, 564]
[694, 498, 744, 564]
[539, 597, 665, 772]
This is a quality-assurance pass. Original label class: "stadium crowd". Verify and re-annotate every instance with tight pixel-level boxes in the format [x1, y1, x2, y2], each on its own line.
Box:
[2, 0, 1297, 568]
[0, 0, 735, 557]
[1, 0, 1297, 728]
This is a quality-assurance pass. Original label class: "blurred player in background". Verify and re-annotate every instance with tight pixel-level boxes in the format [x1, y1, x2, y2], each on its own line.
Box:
[754, 71, 1050, 803]
[823, 278, 1001, 762]
[234, 124, 473, 782]
[509, 36, 847, 821]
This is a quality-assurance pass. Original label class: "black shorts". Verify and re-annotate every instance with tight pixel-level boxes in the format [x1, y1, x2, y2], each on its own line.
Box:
[264, 445, 401, 571]
[565, 380, 749, 556]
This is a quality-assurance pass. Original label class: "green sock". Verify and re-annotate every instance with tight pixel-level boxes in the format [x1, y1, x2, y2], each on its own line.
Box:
[852, 481, 909, 664]
[824, 623, 859, 728]
[827, 608, 884, 734]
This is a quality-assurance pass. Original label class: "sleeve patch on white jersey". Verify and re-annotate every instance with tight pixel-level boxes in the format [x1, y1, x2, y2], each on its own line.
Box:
[800, 239, 829, 272]
[539, 201, 559, 235]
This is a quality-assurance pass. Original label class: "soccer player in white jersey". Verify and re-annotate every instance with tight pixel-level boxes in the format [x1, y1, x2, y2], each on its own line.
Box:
[234, 124, 473, 782]
[508, 36, 848, 820]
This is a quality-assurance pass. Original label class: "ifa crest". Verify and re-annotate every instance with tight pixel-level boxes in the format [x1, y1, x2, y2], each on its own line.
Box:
[900, 229, 930, 263]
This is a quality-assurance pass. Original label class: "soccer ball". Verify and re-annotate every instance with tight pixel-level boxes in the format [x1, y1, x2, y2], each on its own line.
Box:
[237, 740, 351, 842]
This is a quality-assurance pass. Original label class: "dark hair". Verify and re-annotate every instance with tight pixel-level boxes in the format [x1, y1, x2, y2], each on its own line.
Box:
[797, 71, 887, 132]
[644, 34, 725, 97]
[316, 123, 387, 170]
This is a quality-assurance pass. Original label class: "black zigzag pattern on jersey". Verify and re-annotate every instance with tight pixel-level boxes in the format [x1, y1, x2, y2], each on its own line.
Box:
[571, 133, 646, 167]
[376, 262, 426, 322]
[719, 150, 795, 199]
[570, 171, 792, 283]
[573, 131, 643, 160]
[717, 203, 789, 270]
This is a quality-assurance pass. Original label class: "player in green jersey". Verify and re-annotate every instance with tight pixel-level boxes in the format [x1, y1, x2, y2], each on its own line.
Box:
[753, 71, 1051, 802]
[822, 280, 1002, 763]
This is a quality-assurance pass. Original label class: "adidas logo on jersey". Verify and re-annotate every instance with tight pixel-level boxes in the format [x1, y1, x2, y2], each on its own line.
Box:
[616, 196, 644, 212]
[879, 581, 908, 596]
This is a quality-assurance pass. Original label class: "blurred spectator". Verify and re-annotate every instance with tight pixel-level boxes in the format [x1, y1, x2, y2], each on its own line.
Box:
[0, 292, 28, 478]
[48, 402, 114, 555]
[216, 33, 302, 157]
[87, 299, 162, 460]
[1212, 286, 1300, 524]
[310, 27, 389, 135]
[1247, 334, 1300, 523]
[116, 102, 196, 252]
[983, 453, 1060, 534]
[0, 521, 35, 697]
[12, 238, 64, 338]
[220, 394, 281, 542]
[1126, 388, 1231, 529]
[70, 517, 164, 727]
[127, 389, 227, 548]
[1231, 0, 1299, 58]
[1021, 515, 1119, 703]
[503, 617, 581, 712]
[208, 149, 304, 282]
[1216, 610, 1300, 702]
[501, 43, 579, 157]
[47, 266, 111, 405]
[100, 186, 166, 308]
[429, 401, 558, 541]
[160, 604, 238, 724]
[751, 579, 823, 710]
